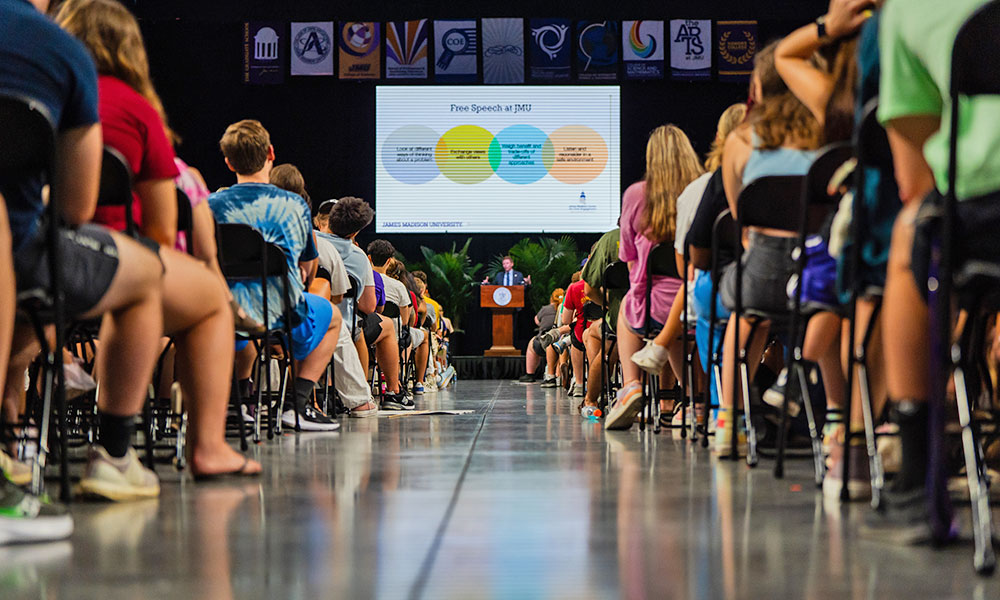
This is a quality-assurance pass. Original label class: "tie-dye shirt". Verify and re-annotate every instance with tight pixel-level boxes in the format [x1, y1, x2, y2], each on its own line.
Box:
[208, 182, 318, 326]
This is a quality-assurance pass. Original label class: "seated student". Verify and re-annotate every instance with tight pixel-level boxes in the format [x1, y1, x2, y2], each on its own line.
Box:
[562, 272, 592, 398]
[208, 119, 340, 431]
[715, 42, 821, 455]
[604, 125, 704, 430]
[518, 288, 564, 386]
[318, 197, 412, 410]
[368, 240, 412, 345]
[579, 228, 625, 415]
[866, 0, 1000, 542]
[1, 0, 162, 532]
[57, 0, 262, 482]
[386, 261, 432, 393]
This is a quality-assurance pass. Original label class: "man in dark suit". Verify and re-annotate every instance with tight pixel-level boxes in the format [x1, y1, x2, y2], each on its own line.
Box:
[483, 255, 530, 286]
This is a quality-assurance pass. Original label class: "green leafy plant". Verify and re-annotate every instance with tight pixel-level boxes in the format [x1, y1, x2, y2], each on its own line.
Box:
[488, 237, 584, 312]
[410, 239, 482, 330]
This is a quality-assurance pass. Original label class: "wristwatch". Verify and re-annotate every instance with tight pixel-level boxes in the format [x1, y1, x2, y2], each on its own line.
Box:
[815, 15, 828, 39]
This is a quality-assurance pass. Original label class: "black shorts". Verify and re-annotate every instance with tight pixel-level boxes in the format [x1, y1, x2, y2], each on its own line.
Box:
[571, 329, 585, 351]
[14, 223, 123, 317]
[720, 231, 798, 315]
[911, 189, 1000, 301]
[361, 312, 383, 347]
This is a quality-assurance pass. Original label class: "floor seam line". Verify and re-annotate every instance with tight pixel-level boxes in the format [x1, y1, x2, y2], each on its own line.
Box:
[407, 380, 502, 600]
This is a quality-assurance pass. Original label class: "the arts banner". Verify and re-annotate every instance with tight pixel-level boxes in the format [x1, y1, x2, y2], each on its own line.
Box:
[528, 18, 571, 81]
[434, 20, 478, 82]
[482, 18, 524, 84]
[386, 20, 429, 79]
[290, 22, 334, 76]
[669, 19, 711, 80]
[622, 20, 664, 80]
[243, 22, 285, 85]
[716, 20, 758, 82]
[338, 22, 380, 79]
[576, 21, 619, 81]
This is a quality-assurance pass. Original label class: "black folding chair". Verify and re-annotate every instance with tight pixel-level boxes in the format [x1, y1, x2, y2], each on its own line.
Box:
[175, 187, 194, 256]
[216, 223, 297, 442]
[773, 143, 855, 485]
[600, 261, 629, 414]
[640, 243, 681, 434]
[97, 146, 137, 237]
[704, 210, 738, 448]
[937, 2, 1000, 573]
[730, 175, 808, 467]
[0, 92, 71, 500]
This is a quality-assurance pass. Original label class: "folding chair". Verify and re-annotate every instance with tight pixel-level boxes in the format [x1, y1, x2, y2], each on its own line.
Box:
[640, 243, 681, 434]
[600, 261, 629, 414]
[321, 274, 359, 415]
[97, 146, 137, 237]
[703, 210, 738, 448]
[0, 92, 71, 500]
[216, 223, 297, 442]
[730, 175, 809, 467]
[175, 187, 194, 256]
[774, 143, 855, 484]
[936, 2, 1000, 573]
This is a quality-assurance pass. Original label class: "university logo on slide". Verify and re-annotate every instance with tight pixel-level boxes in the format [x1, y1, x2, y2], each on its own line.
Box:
[529, 18, 571, 81]
[622, 20, 664, 79]
[386, 20, 429, 78]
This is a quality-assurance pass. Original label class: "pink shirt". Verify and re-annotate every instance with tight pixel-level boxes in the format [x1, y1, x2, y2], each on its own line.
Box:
[619, 181, 683, 331]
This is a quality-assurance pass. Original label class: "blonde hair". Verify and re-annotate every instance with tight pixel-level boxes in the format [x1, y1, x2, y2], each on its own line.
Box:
[56, 0, 178, 144]
[704, 104, 748, 171]
[642, 125, 704, 242]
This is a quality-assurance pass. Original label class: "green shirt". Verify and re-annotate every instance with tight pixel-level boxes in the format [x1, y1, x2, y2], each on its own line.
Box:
[581, 228, 624, 330]
[879, 0, 1000, 200]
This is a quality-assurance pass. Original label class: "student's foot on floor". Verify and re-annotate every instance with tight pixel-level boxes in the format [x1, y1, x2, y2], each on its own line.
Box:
[190, 444, 262, 479]
[350, 400, 379, 418]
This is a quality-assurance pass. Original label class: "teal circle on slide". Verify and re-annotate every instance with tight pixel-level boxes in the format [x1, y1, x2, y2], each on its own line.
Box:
[489, 125, 550, 185]
[382, 125, 440, 184]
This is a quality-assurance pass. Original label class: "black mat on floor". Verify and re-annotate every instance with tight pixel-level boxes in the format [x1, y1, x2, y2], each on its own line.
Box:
[453, 356, 523, 380]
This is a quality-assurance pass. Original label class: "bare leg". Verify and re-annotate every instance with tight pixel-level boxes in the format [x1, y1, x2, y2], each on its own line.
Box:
[415, 332, 429, 384]
[842, 298, 888, 429]
[354, 334, 369, 377]
[373, 318, 401, 393]
[616, 303, 645, 387]
[296, 306, 340, 382]
[525, 340, 541, 375]
[803, 311, 845, 410]
[883, 202, 927, 402]
[545, 345, 557, 376]
[0, 200, 13, 404]
[719, 314, 771, 410]
[571, 343, 585, 386]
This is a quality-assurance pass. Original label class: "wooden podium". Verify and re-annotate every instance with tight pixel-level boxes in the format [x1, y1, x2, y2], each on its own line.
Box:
[480, 285, 524, 357]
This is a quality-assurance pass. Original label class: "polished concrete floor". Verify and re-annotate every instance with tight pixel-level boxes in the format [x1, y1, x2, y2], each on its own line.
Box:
[4, 380, 1000, 599]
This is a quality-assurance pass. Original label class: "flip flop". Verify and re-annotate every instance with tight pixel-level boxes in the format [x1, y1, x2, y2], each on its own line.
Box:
[191, 456, 261, 482]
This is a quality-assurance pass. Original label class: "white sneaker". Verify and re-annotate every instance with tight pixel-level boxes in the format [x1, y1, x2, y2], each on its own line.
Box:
[77, 447, 160, 501]
[631, 341, 668, 375]
[281, 404, 341, 431]
[440, 366, 456, 387]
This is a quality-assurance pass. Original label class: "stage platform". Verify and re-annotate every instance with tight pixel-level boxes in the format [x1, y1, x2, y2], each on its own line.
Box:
[25, 380, 1000, 599]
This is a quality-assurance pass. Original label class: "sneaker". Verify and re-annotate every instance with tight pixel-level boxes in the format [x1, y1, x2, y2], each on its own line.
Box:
[381, 391, 412, 411]
[281, 404, 341, 432]
[567, 382, 577, 396]
[713, 410, 747, 457]
[422, 381, 438, 393]
[859, 487, 936, 545]
[631, 341, 668, 375]
[604, 383, 644, 430]
[77, 447, 160, 501]
[0, 477, 73, 544]
[822, 417, 844, 459]
[517, 374, 538, 384]
[571, 384, 584, 398]
[540, 376, 558, 388]
[414, 383, 425, 395]
[349, 400, 379, 418]
[0, 451, 32, 487]
[823, 428, 872, 500]
[761, 368, 801, 417]
[553, 335, 571, 353]
[240, 404, 256, 424]
[538, 329, 560, 349]
[439, 366, 456, 388]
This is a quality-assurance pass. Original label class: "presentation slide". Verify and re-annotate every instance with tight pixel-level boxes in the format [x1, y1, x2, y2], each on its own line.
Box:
[376, 86, 621, 233]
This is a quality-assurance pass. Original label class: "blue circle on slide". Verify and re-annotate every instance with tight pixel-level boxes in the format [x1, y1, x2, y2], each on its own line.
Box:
[490, 125, 551, 185]
[382, 125, 440, 184]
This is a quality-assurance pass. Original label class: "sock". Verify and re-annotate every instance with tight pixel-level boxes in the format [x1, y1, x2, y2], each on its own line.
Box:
[892, 400, 929, 492]
[98, 412, 135, 458]
[293, 377, 316, 411]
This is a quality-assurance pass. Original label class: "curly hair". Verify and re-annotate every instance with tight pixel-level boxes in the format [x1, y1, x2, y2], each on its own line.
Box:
[749, 41, 821, 151]
[366, 239, 396, 267]
[328, 196, 373, 238]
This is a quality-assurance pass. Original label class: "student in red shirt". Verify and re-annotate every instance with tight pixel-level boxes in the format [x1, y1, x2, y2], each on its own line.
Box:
[58, 0, 261, 485]
[562, 276, 592, 399]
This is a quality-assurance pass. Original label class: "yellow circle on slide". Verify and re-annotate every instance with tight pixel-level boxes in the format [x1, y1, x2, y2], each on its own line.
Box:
[435, 125, 496, 184]
[547, 125, 608, 184]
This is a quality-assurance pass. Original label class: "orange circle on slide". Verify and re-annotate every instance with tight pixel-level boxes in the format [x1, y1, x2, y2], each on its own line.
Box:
[546, 125, 608, 184]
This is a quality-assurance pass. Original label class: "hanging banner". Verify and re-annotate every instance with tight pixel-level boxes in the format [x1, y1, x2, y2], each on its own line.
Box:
[243, 22, 284, 85]
[290, 22, 333, 76]
[670, 19, 712, 80]
[338, 22, 381, 79]
[576, 20, 619, 81]
[716, 20, 758, 82]
[482, 18, 524, 84]
[528, 18, 571, 81]
[622, 20, 664, 80]
[434, 20, 478, 82]
[386, 20, 429, 79]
